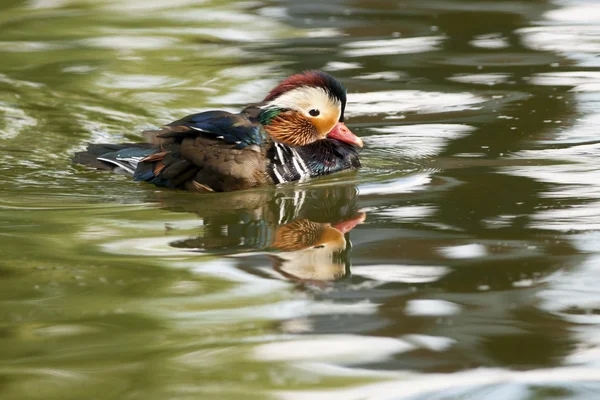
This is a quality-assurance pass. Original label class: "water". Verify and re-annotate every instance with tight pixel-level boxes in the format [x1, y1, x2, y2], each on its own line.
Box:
[2, 0, 600, 398]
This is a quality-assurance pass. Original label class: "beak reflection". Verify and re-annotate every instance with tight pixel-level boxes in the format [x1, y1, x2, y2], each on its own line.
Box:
[271, 213, 366, 283]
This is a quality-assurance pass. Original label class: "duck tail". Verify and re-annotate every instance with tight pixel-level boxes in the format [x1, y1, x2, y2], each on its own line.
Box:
[72, 143, 156, 175]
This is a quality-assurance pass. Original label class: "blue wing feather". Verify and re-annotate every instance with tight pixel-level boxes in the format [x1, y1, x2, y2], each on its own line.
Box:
[167, 111, 267, 149]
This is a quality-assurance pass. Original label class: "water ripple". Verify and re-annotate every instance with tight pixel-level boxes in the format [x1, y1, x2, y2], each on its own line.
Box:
[365, 124, 474, 159]
[80, 36, 179, 50]
[341, 36, 445, 57]
[347, 91, 486, 117]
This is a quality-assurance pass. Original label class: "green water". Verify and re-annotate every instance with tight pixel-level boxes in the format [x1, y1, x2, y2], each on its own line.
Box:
[2, 0, 600, 399]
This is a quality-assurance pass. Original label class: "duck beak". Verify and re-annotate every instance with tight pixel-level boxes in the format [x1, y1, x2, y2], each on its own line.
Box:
[327, 122, 364, 148]
[332, 212, 367, 234]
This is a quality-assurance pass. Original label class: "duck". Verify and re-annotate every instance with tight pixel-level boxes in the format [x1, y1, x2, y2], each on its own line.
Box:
[73, 70, 363, 192]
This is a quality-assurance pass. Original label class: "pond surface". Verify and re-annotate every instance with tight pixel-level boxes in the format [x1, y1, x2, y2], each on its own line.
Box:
[2, 0, 600, 398]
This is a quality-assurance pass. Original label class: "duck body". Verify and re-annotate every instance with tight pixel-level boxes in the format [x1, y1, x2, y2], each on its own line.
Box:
[268, 137, 361, 185]
[73, 71, 362, 192]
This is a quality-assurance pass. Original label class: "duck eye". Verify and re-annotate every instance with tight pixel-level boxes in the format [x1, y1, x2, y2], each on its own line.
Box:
[309, 109, 320, 117]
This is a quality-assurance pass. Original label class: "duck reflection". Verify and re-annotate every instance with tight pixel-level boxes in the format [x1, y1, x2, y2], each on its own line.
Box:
[270, 213, 365, 283]
[165, 182, 364, 283]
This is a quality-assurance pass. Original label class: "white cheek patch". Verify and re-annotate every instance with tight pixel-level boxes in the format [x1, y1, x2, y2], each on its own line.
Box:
[266, 86, 341, 121]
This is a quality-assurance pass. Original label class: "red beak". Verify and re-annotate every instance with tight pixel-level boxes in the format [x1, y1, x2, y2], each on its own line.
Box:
[333, 213, 367, 234]
[327, 122, 364, 148]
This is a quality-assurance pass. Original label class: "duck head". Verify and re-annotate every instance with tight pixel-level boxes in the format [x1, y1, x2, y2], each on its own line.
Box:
[259, 71, 363, 148]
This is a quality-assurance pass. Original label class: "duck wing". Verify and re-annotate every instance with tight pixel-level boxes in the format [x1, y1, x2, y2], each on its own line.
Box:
[158, 110, 268, 149]
[75, 111, 273, 192]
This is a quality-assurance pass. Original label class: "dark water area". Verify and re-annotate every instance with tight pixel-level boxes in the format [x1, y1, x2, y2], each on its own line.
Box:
[2, 0, 600, 398]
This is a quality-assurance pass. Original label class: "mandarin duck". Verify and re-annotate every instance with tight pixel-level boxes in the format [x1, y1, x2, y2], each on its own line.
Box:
[73, 71, 363, 192]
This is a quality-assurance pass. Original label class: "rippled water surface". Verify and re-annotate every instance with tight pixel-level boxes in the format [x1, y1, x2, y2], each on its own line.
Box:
[2, 0, 600, 398]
